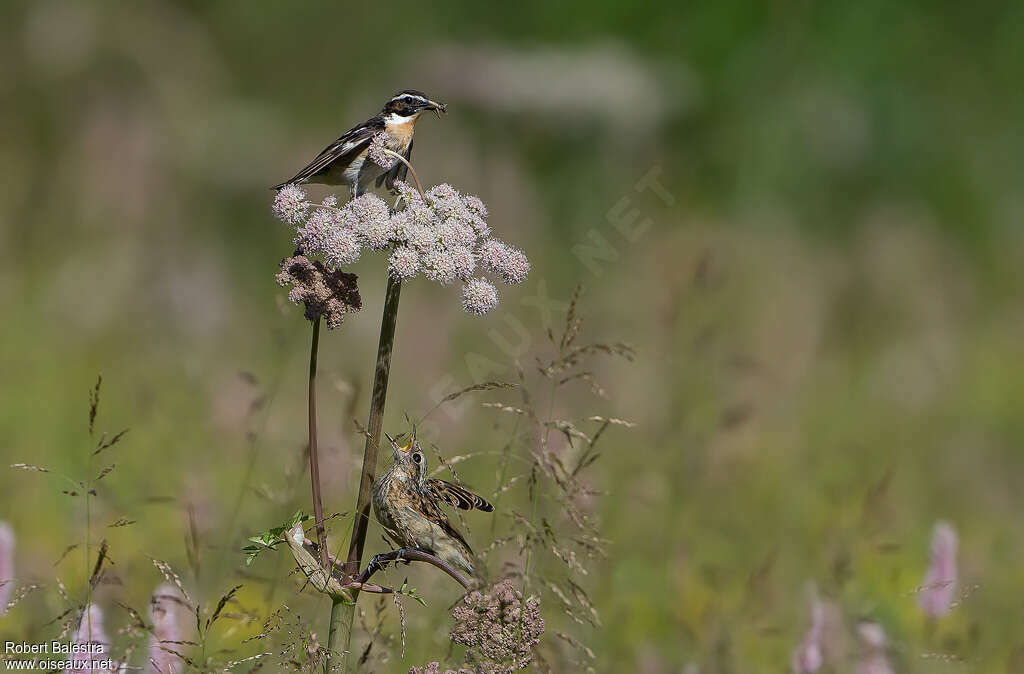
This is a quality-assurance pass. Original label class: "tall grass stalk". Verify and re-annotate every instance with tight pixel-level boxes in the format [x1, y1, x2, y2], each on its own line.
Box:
[85, 376, 101, 641]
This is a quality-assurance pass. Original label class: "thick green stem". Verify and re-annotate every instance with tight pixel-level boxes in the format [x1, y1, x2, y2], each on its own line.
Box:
[327, 597, 354, 671]
[327, 275, 402, 672]
[308, 317, 329, 570]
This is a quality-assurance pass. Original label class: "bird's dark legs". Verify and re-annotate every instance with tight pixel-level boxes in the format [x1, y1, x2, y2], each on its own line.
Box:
[358, 547, 418, 583]
[346, 546, 472, 589]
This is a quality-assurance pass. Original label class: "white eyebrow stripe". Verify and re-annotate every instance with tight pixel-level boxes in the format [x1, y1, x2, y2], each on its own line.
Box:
[391, 94, 429, 104]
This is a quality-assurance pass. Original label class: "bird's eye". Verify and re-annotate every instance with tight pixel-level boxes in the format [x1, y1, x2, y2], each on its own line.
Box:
[412, 453, 422, 464]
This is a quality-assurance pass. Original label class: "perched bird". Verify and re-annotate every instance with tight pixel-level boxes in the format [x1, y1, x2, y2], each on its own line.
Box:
[272, 89, 446, 197]
[372, 430, 492, 580]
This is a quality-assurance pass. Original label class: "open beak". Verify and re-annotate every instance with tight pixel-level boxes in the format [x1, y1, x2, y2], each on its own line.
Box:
[384, 432, 401, 456]
[384, 431, 412, 457]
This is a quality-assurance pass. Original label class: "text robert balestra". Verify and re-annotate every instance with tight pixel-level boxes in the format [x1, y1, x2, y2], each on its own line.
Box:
[5, 641, 106, 654]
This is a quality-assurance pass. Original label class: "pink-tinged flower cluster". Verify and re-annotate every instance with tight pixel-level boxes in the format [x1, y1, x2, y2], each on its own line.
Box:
[295, 196, 340, 256]
[347, 193, 394, 250]
[0, 522, 13, 616]
[272, 184, 311, 225]
[462, 278, 498, 316]
[147, 584, 187, 674]
[272, 182, 528, 316]
[368, 133, 398, 170]
[918, 520, 958, 618]
[275, 255, 362, 329]
[449, 578, 544, 672]
[387, 246, 422, 280]
[387, 182, 523, 303]
[477, 239, 530, 284]
[408, 664, 473, 674]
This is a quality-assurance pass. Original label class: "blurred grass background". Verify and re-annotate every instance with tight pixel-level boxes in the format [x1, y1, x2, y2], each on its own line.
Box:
[2, 0, 1023, 671]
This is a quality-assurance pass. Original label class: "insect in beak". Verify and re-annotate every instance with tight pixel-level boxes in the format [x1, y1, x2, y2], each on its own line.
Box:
[426, 100, 446, 118]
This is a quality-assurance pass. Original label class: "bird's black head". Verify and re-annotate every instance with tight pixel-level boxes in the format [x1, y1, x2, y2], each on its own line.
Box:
[383, 90, 446, 118]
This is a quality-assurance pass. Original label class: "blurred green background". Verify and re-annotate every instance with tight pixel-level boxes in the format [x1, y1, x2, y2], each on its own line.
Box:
[2, 0, 1023, 671]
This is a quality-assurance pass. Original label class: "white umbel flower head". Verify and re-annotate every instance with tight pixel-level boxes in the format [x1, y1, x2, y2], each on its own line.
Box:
[463, 195, 488, 219]
[272, 178, 528, 317]
[388, 246, 422, 280]
[297, 197, 341, 253]
[451, 246, 477, 281]
[404, 221, 440, 250]
[462, 278, 498, 315]
[422, 249, 459, 285]
[478, 239, 530, 284]
[273, 184, 310, 225]
[323, 226, 362, 267]
[345, 194, 392, 250]
[367, 132, 398, 170]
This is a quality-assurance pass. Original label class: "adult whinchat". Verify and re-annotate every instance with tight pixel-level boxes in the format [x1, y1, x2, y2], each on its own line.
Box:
[272, 89, 446, 197]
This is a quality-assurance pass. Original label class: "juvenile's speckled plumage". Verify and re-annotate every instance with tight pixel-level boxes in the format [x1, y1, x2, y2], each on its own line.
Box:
[272, 90, 446, 197]
[372, 430, 493, 579]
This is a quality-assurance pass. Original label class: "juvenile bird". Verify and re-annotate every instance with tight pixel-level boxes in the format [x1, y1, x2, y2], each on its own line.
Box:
[372, 430, 492, 580]
[272, 89, 446, 197]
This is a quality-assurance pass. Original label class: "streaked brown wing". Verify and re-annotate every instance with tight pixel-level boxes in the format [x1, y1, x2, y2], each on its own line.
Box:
[426, 478, 494, 512]
[272, 117, 384, 189]
[410, 489, 474, 554]
[375, 138, 412, 191]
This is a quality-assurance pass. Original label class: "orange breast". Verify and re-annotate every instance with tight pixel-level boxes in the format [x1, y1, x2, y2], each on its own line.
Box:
[385, 118, 416, 150]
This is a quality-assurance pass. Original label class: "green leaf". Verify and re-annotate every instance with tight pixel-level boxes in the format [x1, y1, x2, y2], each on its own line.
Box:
[242, 512, 315, 565]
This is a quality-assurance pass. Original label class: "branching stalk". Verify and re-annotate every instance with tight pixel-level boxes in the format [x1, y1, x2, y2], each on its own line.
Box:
[299, 535, 472, 591]
[354, 548, 473, 589]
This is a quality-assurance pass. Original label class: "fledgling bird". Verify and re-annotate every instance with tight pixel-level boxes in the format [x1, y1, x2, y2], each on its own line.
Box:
[272, 90, 446, 197]
[372, 430, 492, 580]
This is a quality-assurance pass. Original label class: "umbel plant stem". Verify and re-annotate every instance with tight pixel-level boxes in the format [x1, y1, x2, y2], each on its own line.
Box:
[327, 274, 403, 672]
[307, 317, 329, 570]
